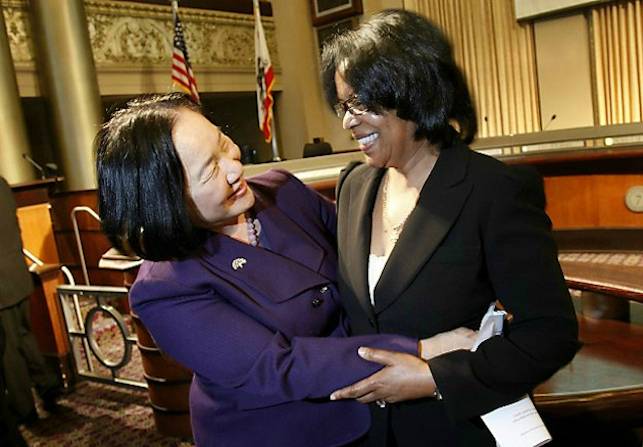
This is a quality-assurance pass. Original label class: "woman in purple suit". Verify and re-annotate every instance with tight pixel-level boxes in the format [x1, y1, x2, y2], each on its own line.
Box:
[95, 93, 475, 447]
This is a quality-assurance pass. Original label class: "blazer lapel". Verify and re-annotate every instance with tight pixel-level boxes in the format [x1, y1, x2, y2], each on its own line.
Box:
[373, 143, 473, 314]
[257, 202, 327, 274]
[201, 234, 329, 302]
[341, 167, 385, 319]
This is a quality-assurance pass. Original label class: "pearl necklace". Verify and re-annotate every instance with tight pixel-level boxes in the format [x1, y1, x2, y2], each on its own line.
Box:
[381, 173, 415, 245]
[245, 213, 260, 247]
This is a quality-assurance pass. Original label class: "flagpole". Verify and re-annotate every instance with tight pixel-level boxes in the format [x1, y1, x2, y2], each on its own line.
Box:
[253, 0, 280, 161]
[170, 0, 177, 92]
[270, 116, 281, 161]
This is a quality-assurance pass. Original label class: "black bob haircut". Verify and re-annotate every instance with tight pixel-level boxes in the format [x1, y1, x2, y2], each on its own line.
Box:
[321, 9, 477, 148]
[96, 92, 208, 262]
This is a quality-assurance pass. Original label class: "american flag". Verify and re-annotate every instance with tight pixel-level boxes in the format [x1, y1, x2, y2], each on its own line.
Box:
[171, 1, 199, 103]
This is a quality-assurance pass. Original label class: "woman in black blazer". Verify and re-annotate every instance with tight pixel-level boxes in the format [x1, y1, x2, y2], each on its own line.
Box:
[322, 10, 579, 446]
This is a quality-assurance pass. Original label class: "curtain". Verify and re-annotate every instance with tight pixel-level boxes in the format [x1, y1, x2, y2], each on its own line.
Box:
[404, 0, 540, 137]
[592, 0, 643, 125]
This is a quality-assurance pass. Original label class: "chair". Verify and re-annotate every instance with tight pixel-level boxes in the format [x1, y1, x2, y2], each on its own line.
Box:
[303, 138, 333, 157]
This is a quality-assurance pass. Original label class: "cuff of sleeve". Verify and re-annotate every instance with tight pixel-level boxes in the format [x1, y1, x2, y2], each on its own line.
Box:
[397, 336, 420, 355]
[429, 350, 520, 422]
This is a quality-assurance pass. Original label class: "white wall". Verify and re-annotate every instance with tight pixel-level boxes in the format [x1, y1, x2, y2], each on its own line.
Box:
[534, 13, 595, 130]
[515, 0, 612, 20]
[271, 0, 404, 159]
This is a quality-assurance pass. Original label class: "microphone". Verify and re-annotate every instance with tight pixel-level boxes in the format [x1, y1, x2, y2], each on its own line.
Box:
[542, 114, 557, 131]
[22, 153, 46, 179]
[45, 163, 59, 177]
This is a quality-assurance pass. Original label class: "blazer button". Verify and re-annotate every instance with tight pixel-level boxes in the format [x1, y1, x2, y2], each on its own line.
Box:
[311, 297, 324, 308]
[319, 286, 329, 294]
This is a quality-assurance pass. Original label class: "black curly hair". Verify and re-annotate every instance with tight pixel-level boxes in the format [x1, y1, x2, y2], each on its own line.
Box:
[321, 9, 477, 148]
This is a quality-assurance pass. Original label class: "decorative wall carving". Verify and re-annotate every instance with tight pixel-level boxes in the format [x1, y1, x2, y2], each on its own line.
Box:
[2, 1, 34, 64]
[2, 0, 279, 71]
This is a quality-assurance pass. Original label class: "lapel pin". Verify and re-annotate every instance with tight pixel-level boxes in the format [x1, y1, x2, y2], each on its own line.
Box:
[232, 257, 247, 271]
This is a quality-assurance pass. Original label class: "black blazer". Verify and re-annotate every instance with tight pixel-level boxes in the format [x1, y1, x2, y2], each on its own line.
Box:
[336, 142, 579, 446]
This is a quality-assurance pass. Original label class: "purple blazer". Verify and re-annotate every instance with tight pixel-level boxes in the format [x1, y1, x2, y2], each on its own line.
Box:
[130, 170, 417, 447]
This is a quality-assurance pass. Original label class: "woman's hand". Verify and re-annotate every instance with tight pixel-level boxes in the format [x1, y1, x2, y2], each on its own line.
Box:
[329, 347, 436, 404]
[419, 327, 478, 360]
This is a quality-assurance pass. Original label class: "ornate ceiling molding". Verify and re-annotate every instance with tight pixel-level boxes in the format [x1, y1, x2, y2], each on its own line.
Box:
[85, 0, 279, 70]
[2, 0, 279, 93]
[2, 0, 33, 65]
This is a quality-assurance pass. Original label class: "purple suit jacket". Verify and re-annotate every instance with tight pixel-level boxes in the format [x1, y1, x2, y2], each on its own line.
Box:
[130, 170, 417, 447]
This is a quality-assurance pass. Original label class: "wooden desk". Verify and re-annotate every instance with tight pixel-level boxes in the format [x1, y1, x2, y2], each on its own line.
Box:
[533, 317, 643, 445]
[11, 177, 62, 208]
[534, 250, 643, 443]
[559, 251, 643, 304]
[28, 264, 69, 357]
[12, 181, 72, 384]
[534, 317, 643, 423]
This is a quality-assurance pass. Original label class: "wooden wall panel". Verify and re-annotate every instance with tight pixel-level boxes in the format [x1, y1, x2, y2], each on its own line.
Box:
[54, 232, 111, 267]
[49, 190, 140, 288]
[11, 178, 61, 208]
[55, 231, 117, 286]
[50, 191, 100, 232]
[544, 174, 643, 228]
[49, 190, 126, 286]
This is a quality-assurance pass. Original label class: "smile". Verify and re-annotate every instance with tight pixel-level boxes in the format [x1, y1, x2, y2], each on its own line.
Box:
[356, 132, 379, 146]
[229, 179, 247, 200]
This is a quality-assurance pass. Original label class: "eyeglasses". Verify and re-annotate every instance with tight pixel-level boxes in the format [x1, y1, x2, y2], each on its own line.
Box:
[333, 95, 369, 118]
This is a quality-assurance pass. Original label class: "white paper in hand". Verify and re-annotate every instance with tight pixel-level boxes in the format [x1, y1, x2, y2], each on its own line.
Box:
[481, 395, 552, 447]
[474, 303, 552, 447]
[472, 303, 506, 352]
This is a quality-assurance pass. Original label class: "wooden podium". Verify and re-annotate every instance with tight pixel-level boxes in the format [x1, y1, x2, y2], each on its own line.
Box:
[11, 178, 72, 384]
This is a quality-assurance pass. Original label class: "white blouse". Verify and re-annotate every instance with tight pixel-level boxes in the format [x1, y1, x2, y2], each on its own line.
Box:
[367, 253, 388, 306]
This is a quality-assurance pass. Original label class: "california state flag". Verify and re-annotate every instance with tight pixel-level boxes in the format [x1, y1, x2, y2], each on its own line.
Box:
[254, 0, 274, 143]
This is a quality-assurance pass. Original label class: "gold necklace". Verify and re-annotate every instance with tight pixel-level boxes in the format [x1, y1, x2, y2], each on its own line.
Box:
[381, 173, 415, 245]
